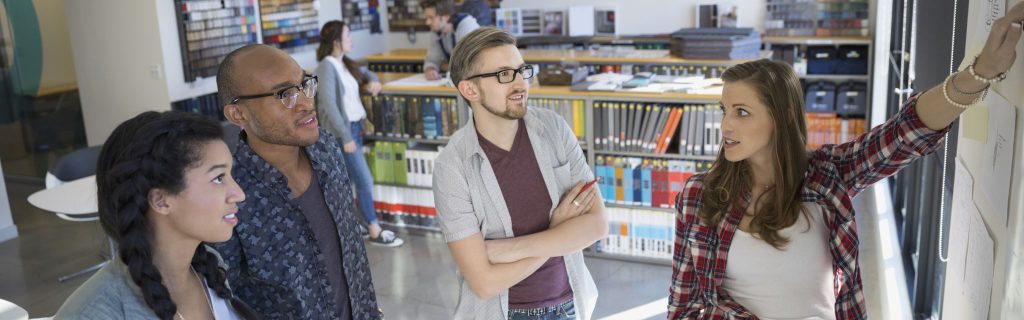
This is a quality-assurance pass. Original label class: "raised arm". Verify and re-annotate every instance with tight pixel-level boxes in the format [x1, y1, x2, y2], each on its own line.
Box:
[817, 5, 1022, 197]
[915, 4, 1022, 130]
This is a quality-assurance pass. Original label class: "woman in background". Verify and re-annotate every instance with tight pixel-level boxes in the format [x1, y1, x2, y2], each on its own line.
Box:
[56, 111, 258, 319]
[315, 20, 403, 247]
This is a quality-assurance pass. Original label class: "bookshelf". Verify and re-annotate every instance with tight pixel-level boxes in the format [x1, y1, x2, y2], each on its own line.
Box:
[762, 36, 872, 150]
[516, 35, 672, 50]
[360, 34, 875, 263]
[362, 66, 738, 264]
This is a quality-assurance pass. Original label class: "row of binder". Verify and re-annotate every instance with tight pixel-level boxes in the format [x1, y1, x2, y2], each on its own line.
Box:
[594, 156, 712, 209]
[596, 208, 674, 259]
[594, 102, 724, 157]
[364, 142, 441, 187]
[365, 95, 465, 139]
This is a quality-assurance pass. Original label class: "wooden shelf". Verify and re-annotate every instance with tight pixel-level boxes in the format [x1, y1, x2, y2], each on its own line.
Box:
[761, 36, 872, 45]
[364, 134, 450, 144]
[367, 48, 765, 66]
[583, 250, 672, 266]
[593, 150, 716, 162]
[374, 182, 433, 190]
[604, 202, 676, 213]
[800, 74, 870, 81]
[376, 73, 722, 101]
[380, 222, 441, 233]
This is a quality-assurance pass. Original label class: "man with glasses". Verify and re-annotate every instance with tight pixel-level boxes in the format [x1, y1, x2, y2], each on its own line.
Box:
[432, 27, 607, 320]
[214, 44, 381, 319]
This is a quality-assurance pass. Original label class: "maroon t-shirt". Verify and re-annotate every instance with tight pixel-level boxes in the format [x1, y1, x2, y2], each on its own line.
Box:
[477, 119, 573, 309]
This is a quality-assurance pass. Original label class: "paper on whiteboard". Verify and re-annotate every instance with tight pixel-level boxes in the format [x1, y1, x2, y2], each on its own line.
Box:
[963, 203, 995, 320]
[947, 157, 975, 298]
[979, 92, 1016, 228]
[1005, 251, 1024, 316]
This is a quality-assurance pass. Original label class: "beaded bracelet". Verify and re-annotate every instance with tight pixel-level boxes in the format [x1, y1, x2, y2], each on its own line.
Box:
[968, 55, 1007, 84]
[942, 72, 986, 109]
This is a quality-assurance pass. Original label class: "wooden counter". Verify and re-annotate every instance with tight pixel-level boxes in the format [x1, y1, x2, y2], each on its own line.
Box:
[367, 48, 760, 66]
[376, 73, 720, 102]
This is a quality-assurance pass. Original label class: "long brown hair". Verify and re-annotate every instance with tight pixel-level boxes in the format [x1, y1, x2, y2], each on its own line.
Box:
[699, 59, 809, 250]
[316, 20, 362, 83]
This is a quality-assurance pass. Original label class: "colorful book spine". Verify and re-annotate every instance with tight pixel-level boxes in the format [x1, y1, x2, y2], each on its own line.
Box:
[595, 207, 675, 259]
[527, 98, 587, 141]
[593, 101, 722, 156]
[365, 94, 462, 139]
[805, 113, 867, 149]
[595, 156, 712, 209]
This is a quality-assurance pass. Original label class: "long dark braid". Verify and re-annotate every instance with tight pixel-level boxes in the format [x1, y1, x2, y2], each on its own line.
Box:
[96, 111, 237, 319]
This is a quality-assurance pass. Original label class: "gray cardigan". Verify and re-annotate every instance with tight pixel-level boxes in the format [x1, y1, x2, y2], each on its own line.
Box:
[315, 58, 379, 145]
[54, 246, 247, 319]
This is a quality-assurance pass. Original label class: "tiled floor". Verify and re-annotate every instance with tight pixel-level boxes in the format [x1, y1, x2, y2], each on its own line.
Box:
[0, 179, 671, 319]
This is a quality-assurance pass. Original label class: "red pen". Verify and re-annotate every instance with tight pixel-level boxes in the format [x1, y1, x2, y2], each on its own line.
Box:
[578, 178, 598, 196]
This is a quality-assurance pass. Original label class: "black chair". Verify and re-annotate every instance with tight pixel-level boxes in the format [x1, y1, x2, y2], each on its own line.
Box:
[43, 146, 114, 282]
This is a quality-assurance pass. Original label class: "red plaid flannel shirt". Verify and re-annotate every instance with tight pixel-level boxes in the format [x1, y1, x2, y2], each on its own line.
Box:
[668, 94, 950, 319]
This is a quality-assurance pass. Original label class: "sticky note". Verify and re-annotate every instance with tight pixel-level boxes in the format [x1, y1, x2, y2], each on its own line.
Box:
[961, 105, 988, 143]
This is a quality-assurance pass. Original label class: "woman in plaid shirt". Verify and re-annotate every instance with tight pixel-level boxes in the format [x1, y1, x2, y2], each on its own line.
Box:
[669, 5, 1024, 319]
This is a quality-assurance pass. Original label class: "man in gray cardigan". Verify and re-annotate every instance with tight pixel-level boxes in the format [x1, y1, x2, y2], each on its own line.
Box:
[421, 0, 481, 80]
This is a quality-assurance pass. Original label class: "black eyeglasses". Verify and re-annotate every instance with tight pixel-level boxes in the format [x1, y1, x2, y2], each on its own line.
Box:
[465, 65, 535, 84]
[230, 75, 318, 109]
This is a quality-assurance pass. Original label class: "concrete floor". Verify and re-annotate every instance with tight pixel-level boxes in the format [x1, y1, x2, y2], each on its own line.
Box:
[0, 179, 671, 319]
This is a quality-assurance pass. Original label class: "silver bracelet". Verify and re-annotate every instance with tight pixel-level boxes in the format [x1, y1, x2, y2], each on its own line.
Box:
[968, 55, 1007, 84]
[949, 72, 989, 95]
[942, 72, 986, 109]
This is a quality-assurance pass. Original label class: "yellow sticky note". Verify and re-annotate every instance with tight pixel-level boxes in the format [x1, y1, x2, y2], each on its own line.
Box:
[961, 104, 988, 143]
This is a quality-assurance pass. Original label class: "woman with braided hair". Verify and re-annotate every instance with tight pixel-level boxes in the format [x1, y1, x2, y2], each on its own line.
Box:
[55, 111, 260, 319]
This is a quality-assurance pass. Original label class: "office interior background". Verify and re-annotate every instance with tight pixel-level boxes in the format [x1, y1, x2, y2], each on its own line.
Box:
[1, 0, 1023, 319]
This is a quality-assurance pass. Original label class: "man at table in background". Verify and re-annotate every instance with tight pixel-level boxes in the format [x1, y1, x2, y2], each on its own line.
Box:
[421, 0, 481, 80]
[455, 0, 493, 26]
[432, 27, 607, 319]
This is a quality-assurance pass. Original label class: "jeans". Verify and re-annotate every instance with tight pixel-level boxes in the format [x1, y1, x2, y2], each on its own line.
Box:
[342, 120, 378, 225]
[508, 300, 576, 320]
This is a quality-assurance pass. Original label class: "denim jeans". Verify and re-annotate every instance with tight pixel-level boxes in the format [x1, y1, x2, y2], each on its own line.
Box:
[342, 120, 378, 225]
[508, 300, 576, 320]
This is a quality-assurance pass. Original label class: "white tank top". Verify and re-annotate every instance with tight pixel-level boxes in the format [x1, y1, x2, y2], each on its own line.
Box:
[202, 278, 242, 320]
[325, 56, 367, 122]
[722, 204, 837, 320]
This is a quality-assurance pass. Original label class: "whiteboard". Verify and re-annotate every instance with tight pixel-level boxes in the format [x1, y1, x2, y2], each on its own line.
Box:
[943, 2, 1024, 319]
